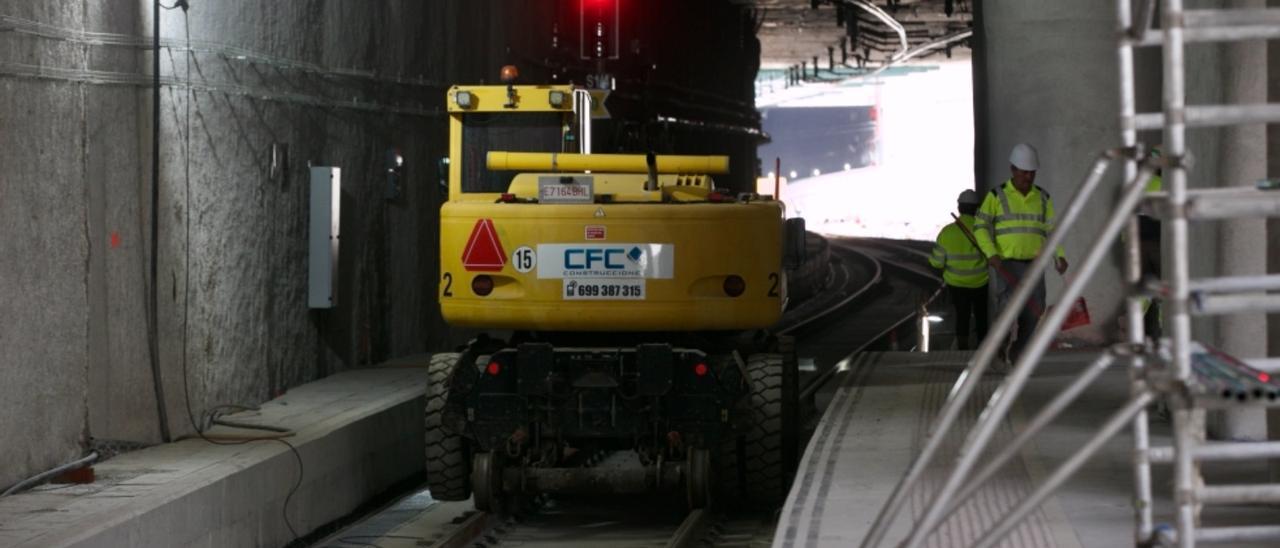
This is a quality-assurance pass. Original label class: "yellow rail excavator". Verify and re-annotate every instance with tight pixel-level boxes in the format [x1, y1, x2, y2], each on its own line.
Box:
[427, 74, 802, 511]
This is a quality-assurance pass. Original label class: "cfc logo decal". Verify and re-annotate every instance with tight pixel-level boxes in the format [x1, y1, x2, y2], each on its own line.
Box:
[563, 246, 643, 270]
[536, 244, 674, 279]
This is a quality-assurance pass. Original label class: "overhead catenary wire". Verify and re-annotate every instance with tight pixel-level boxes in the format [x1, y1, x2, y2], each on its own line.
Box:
[846, 0, 909, 60]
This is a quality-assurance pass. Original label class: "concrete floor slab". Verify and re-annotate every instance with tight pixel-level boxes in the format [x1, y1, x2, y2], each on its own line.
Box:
[0, 367, 427, 548]
[775, 350, 1280, 548]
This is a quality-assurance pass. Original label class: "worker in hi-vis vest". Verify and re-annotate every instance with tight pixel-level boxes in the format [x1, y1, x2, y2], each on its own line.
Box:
[1137, 147, 1166, 339]
[929, 190, 990, 350]
[973, 143, 1069, 362]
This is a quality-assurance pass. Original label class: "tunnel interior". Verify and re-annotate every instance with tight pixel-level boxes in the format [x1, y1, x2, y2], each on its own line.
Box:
[2, 1, 1280, 546]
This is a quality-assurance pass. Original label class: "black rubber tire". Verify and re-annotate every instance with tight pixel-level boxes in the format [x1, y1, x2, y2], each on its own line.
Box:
[425, 352, 471, 501]
[741, 353, 788, 507]
[717, 433, 743, 504]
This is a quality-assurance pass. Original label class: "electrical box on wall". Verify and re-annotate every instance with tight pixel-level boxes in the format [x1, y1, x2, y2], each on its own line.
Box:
[309, 166, 340, 309]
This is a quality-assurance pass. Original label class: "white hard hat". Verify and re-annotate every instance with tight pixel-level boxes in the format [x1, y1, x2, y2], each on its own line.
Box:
[957, 189, 980, 205]
[1009, 143, 1040, 171]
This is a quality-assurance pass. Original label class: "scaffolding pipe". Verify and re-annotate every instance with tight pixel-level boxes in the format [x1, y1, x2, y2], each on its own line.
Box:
[904, 161, 1157, 548]
[1193, 294, 1280, 315]
[1185, 8, 1280, 27]
[859, 150, 1130, 548]
[1197, 525, 1280, 543]
[972, 392, 1155, 548]
[938, 349, 1120, 522]
[1188, 274, 1280, 293]
[1160, 1, 1196, 542]
[1149, 441, 1280, 463]
[1137, 25, 1280, 45]
[1137, 103, 1280, 130]
[1119, 0, 1155, 540]
[1199, 484, 1280, 504]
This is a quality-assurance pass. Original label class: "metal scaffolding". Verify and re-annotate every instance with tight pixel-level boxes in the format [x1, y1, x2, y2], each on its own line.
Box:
[859, 1, 1280, 547]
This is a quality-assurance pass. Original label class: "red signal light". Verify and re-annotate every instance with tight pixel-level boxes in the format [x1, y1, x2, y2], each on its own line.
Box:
[693, 363, 709, 377]
[486, 362, 501, 376]
[579, 0, 619, 60]
[1260, 372, 1271, 383]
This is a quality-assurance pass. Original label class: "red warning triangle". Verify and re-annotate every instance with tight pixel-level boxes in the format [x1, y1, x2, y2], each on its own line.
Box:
[462, 219, 506, 272]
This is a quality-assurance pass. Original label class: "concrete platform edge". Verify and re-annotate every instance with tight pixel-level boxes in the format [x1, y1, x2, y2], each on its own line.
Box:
[0, 368, 427, 548]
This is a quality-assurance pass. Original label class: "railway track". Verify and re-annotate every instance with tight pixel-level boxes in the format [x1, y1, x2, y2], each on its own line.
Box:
[314, 237, 941, 548]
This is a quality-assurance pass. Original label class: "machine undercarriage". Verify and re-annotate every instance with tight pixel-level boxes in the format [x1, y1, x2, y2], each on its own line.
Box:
[425, 333, 796, 511]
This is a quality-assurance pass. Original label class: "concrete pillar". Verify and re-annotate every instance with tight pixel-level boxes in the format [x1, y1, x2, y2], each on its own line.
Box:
[974, 0, 1127, 338]
[1266, 0, 1280, 475]
[970, 0, 990, 188]
[1207, 0, 1268, 441]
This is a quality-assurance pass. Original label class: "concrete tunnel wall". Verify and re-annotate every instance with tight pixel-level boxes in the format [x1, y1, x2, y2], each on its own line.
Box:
[0, 1, 762, 492]
[0, 0, 472, 491]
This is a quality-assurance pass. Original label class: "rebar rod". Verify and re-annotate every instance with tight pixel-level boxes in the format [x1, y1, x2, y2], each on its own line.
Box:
[904, 162, 1157, 548]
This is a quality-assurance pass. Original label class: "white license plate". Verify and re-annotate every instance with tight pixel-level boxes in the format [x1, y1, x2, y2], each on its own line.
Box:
[562, 279, 645, 300]
[538, 176, 594, 204]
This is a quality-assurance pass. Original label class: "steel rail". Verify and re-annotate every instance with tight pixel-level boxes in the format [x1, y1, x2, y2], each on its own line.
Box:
[667, 509, 712, 548]
[799, 240, 943, 403]
[430, 510, 498, 548]
[778, 244, 884, 337]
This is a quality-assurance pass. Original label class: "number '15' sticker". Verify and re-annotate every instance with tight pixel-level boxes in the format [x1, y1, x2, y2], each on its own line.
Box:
[512, 246, 535, 273]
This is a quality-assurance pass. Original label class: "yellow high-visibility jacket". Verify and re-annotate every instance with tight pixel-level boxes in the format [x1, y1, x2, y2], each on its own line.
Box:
[929, 214, 989, 288]
[974, 180, 1066, 261]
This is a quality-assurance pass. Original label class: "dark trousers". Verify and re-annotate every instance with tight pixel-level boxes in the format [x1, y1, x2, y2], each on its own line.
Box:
[948, 284, 989, 351]
[993, 259, 1046, 361]
[1139, 219, 1162, 339]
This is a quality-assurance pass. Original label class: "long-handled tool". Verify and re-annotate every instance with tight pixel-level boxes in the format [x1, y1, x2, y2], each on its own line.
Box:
[950, 213, 1044, 316]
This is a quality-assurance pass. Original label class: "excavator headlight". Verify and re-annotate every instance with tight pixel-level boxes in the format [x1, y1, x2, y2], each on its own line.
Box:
[454, 91, 475, 109]
[548, 90, 568, 108]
